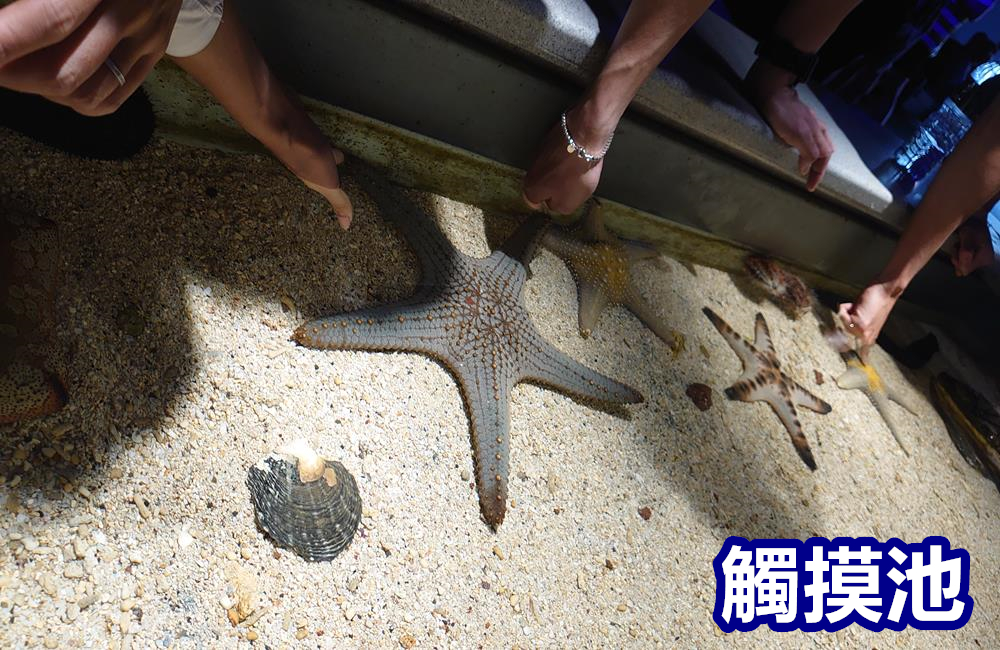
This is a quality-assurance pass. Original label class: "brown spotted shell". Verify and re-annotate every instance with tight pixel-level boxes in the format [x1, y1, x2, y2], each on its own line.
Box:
[743, 254, 813, 318]
[247, 441, 361, 562]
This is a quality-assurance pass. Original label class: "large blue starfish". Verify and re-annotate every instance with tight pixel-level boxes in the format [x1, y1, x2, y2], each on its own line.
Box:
[295, 164, 643, 528]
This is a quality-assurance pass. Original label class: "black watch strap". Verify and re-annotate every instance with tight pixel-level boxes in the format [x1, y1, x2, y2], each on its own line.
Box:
[754, 36, 819, 85]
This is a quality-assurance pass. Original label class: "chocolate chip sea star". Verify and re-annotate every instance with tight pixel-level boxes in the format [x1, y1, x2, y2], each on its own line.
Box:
[703, 308, 831, 470]
[542, 200, 677, 347]
[295, 164, 643, 528]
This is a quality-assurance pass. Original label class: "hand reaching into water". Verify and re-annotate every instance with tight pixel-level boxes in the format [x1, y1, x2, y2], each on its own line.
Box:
[0, 0, 182, 116]
[302, 148, 353, 231]
[170, 3, 354, 230]
[837, 282, 897, 358]
[522, 109, 608, 215]
[745, 59, 833, 192]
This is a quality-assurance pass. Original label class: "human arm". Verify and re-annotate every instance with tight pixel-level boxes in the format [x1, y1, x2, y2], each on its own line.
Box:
[743, 0, 861, 191]
[522, 0, 713, 215]
[173, 3, 353, 229]
[839, 95, 1000, 349]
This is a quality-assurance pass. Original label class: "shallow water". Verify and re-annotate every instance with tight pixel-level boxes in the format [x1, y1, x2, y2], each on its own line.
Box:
[0, 132, 997, 649]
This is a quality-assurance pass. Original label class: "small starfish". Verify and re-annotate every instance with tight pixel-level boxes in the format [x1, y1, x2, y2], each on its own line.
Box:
[295, 163, 643, 528]
[703, 308, 831, 470]
[543, 200, 679, 348]
[836, 350, 917, 455]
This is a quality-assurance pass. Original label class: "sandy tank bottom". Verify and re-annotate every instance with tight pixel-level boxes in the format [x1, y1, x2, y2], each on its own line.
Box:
[0, 131, 997, 650]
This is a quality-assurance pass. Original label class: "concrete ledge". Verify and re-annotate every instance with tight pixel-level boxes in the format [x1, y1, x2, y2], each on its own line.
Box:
[135, 0, 999, 340]
[143, 61, 992, 328]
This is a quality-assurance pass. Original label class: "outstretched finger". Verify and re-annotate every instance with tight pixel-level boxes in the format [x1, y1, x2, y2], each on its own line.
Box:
[797, 132, 822, 179]
[0, 0, 101, 66]
[521, 187, 546, 212]
[805, 155, 830, 192]
[807, 128, 834, 191]
[837, 302, 856, 331]
[303, 179, 354, 230]
[329, 188, 353, 230]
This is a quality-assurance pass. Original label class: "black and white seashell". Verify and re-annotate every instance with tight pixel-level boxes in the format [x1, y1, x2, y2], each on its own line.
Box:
[247, 439, 361, 562]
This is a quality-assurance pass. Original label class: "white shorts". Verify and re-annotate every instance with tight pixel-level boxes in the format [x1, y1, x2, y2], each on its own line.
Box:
[166, 0, 224, 58]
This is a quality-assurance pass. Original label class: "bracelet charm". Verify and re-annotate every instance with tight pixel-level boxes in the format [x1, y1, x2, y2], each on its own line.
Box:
[561, 111, 614, 164]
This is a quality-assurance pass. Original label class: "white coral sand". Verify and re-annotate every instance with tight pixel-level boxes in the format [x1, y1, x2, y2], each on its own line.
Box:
[0, 133, 997, 649]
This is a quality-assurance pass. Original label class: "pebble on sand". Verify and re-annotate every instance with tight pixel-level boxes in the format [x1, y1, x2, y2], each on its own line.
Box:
[63, 563, 84, 579]
[684, 383, 713, 411]
[638, 507, 652, 521]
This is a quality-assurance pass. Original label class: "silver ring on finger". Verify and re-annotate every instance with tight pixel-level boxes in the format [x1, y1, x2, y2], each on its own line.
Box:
[105, 58, 126, 87]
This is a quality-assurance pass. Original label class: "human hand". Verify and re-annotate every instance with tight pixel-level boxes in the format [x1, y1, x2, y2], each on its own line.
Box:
[745, 59, 833, 192]
[522, 109, 608, 215]
[302, 148, 353, 231]
[951, 218, 995, 277]
[0, 0, 182, 116]
[837, 282, 898, 355]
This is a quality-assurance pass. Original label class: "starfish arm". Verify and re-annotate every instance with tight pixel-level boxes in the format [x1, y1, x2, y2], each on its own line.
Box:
[703, 307, 755, 372]
[582, 200, 609, 242]
[835, 367, 870, 391]
[788, 378, 833, 414]
[485, 249, 529, 291]
[623, 240, 661, 264]
[869, 391, 911, 455]
[624, 289, 679, 347]
[520, 336, 643, 405]
[541, 227, 588, 263]
[725, 378, 817, 470]
[349, 161, 458, 284]
[498, 215, 549, 268]
[455, 364, 513, 529]
[885, 385, 920, 416]
[753, 313, 776, 358]
[768, 385, 818, 471]
[577, 279, 610, 338]
[293, 297, 451, 359]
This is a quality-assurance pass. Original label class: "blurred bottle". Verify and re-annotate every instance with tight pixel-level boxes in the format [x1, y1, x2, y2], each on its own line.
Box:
[877, 58, 998, 198]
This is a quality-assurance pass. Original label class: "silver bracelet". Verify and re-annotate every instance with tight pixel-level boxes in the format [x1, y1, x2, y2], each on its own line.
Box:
[561, 111, 615, 164]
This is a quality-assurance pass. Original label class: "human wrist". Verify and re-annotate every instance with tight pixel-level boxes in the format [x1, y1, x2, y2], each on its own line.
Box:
[566, 99, 620, 153]
[745, 58, 798, 103]
[871, 274, 907, 301]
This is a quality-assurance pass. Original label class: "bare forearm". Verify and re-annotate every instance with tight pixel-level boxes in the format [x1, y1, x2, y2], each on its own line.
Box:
[878, 97, 1000, 294]
[175, 7, 337, 187]
[773, 0, 861, 53]
[572, 0, 713, 144]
